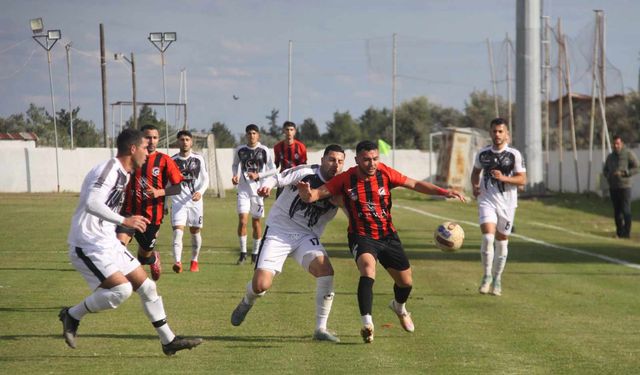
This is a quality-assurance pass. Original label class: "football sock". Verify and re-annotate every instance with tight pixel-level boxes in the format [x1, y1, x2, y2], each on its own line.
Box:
[481, 233, 495, 278]
[137, 278, 174, 345]
[357, 276, 375, 316]
[252, 238, 261, 255]
[361, 314, 373, 326]
[239, 235, 247, 253]
[243, 280, 266, 305]
[393, 284, 412, 307]
[191, 232, 201, 261]
[493, 239, 509, 280]
[172, 228, 184, 263]
[69, 283, 133, 319]
[315, 275, 334, 330]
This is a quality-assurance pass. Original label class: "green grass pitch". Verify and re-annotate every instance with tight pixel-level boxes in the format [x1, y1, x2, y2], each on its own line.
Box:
[0, 191, 639, 374]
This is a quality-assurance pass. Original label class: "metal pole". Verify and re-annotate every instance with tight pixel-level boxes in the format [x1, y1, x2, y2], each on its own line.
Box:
[100, 23, 108, 148]
[557, 18, 564, 192]
[562, 34, 580, 193]
[65, 43, 74, 149]
[47, 48, 61, 193]
[487, 38, 500, 117]
[515, 0, 543, 192]
[161, 50, 169, 152]
[184, 69, 188, 129]
[131, 53, 137, 129]
[542, 15, 551, 188]
[288, 40, 293, 121]
[587, 12, 600, 192]
[392, 33, 397, 168]
[506, 34, 513, 133]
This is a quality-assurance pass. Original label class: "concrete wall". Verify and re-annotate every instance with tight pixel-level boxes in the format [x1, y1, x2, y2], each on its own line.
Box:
[1, 145, 638, 199]
[0, 147, 438, 193]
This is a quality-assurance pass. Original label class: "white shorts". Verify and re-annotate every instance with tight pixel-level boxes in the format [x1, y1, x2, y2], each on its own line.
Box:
[171, 201, 204, 227]
[237, 189, 264, 218]
[255, 228, 328, 273]
[69, 243, 141, 290]
[478, 201, 516, 235]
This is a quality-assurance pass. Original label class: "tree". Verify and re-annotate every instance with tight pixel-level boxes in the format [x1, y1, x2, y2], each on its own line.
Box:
[135, 104, 162, 129]
[463, 90, 508, 130]
[395, 97, 432, 149]
[56, 108, 101, 147]
[359, 106, 391, 141]
[211, 121, 237, 148]
[323, 111, 360, 147]
[298, 117, 320, 144]
[264, 108, 280, 138]
[0, 113, 28, 133]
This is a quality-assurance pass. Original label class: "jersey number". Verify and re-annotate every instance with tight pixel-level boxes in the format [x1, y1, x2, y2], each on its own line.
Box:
[309, 237, 319, 246]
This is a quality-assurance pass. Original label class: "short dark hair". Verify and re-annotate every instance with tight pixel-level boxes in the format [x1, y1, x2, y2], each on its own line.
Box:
[490, 118, 508, 128]
[282, 121, 296, 129]
[140, 124, 159, 133]
[117, 128, 144, 155]
[612, 134, 623, 142]
[177, 130, 192, 139]
[356, 140, 377, 154]
[323, 144, 345, 156]
[245, 124, 259, 133]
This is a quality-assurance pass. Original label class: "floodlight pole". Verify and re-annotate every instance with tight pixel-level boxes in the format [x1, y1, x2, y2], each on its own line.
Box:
[65, 43, 74, 149]
[33, 31, 61, 192]
[148, 33, 175, 152]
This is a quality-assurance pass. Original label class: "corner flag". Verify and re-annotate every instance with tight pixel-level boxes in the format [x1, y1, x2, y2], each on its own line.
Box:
[378, 139, 391, 155]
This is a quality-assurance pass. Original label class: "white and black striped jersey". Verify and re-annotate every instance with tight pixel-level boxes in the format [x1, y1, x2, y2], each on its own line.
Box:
[232, 142, 276, 190]
[474, 145, 526, 209]
[171, 152, 209, 206]
[68, 158, 129, 250]
[263, 164, 338, 237]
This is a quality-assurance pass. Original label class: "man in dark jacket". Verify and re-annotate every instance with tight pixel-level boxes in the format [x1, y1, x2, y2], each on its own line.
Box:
[603, 135, 639, 238]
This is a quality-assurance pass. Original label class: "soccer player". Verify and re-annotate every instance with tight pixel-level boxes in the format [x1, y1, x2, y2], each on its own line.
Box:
[297, 140, 465, 343]
[231, 124, 276, 265]
[470, 118, 527, 296]
[230, 145, 345, 342]
[170, 130, 209, 273]
[60, 128, 202, 355]
[116, 124, 183, 281]
[273, 121, 307, 197]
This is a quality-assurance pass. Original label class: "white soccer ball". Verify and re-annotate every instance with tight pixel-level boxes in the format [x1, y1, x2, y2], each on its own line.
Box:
[433, 221, 465, 252]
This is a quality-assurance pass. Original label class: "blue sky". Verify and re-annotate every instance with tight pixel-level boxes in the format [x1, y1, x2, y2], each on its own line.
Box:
[0, 0, 638, 138]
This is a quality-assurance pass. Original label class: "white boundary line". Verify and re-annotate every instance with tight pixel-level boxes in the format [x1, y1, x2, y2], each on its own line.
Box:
[396, 204, 640, 270]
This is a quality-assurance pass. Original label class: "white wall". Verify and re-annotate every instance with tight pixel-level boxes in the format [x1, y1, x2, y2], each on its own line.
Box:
[0, 147, 437, 193]
[1, 145, 638, 199]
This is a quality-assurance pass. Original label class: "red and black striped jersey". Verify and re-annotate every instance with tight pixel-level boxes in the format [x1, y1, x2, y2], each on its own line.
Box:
[324, 162, 407, 239]
[274, 139, 307, 172]
[121, 151, 183, 225]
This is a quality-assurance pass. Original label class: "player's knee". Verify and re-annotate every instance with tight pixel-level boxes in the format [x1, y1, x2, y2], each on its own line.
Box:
[136, 278, 159, 302]
[108, 283, 133, 308]
[482, 233, 495, 247]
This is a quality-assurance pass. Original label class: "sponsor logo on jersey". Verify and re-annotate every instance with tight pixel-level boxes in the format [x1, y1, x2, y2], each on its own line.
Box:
[348, 188, 358, 201]
[152, 167, 160, 176]
[378, 186, 386, 196]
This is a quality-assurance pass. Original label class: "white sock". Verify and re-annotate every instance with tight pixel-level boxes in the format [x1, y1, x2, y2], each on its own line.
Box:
[172, 229, 184, 263]
[239, 235, 247, 253]
[361, 314, 373, 326]
[137, 278, 175, 345]
[252, 238, 261, 255]
[315, 275, 334, 331]
[391, 300, 408, 315]
[493, 240, 509, 281]
[191, 232, 201, 261]
[242, 280, 266, 305]
[69, 283, 133, 319]
[480, 233, 495, 278]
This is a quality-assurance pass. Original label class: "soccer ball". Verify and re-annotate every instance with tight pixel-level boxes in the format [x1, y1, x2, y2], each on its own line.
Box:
[433, 221, 465, 252]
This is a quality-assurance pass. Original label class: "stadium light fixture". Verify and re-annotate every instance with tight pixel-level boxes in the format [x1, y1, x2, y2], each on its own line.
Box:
[30, 18, 62, 192]
[147, 31, 178, 151]
[30, 18, 43, 34]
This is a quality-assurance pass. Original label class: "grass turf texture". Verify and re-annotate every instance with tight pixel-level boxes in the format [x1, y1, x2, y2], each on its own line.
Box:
[0, 191, 639, 374]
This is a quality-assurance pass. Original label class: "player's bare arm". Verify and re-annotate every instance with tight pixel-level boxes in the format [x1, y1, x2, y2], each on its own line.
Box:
[246, 171, 259, 181]
[231, 175, 240, 185]
[146, 184, 181, 198]
[490, 170, 527, 187]
[471, 167, 482, 198]
[402, 177, 466, 202]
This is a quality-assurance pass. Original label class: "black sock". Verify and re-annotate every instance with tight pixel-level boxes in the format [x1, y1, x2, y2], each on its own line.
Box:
[357, 276, 375, 316]
[138, 253, 156, 265]
[393, 284, 412, 304]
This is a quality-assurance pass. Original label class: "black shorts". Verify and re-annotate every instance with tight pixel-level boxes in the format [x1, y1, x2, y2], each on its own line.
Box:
[348, 232, 410, 271]
[116, 224, 161, 251]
